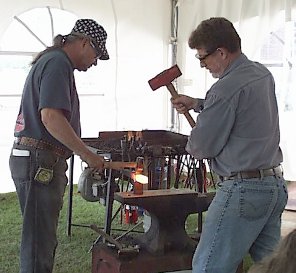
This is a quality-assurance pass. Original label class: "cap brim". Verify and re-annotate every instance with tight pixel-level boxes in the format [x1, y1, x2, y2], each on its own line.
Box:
[97, 43, 109, 60]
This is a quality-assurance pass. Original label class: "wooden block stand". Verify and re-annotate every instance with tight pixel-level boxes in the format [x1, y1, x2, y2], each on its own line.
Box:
[92, 244, 193, 273]
[91, 189, 243, 273]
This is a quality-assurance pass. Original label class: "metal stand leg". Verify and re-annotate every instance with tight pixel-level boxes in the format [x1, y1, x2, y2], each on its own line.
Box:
[67, 154, 75, 236]
[104, 172, 115, 234]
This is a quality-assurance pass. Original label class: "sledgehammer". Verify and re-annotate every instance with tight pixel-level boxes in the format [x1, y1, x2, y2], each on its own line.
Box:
[148, 64, 196, 128]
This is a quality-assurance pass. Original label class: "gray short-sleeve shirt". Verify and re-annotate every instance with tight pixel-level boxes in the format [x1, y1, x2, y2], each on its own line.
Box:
[14, 49, 81, 151]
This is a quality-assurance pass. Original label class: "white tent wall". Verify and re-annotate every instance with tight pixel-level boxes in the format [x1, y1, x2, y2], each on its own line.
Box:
[0, 0, 172, 193]
[178, 0, 295, 58]
[177, 0, 296, 99]
[0, 0, 172, 131]
[1, 0, 296, 193]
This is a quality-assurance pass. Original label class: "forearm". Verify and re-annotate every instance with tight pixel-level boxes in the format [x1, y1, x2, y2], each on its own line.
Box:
[41, 108, 94, 161]
[194, 98, 205, 113]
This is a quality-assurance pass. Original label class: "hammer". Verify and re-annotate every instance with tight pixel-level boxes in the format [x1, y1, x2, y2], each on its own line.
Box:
[148, 64, 196, 128]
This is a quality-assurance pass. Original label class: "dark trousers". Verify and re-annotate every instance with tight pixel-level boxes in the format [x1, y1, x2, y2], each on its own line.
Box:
[9, 144, 68, 273]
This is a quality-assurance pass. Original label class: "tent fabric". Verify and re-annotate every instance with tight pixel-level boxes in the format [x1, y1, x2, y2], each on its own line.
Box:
[0, 0, 296, 193]
[178, 0, 296, 61]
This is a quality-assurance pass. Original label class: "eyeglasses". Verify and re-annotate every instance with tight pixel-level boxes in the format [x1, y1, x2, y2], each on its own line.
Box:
[89, 40, 102, 59]
[195, 49, 217, 62]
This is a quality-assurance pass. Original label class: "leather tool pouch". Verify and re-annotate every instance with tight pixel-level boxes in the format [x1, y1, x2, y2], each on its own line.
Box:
[34, 167, 54, 185]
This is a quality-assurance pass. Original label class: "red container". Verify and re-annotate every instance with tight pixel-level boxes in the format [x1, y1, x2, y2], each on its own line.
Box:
[124, 205, 138, 224]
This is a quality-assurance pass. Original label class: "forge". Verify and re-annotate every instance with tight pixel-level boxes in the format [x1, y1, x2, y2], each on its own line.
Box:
[66, 130, 215, 273]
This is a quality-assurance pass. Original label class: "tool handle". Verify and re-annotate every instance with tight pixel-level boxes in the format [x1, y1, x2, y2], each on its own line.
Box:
[90, 224, 123, 249]
[167, 83, 196, 128]
[104, 161, 137, 170]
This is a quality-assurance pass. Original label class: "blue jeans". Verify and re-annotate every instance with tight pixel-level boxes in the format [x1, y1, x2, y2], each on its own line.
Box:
[9, 144, 69, 273]
[192, 175, 288, 273]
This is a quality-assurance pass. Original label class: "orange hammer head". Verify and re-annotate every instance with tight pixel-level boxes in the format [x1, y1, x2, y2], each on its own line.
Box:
[148, 64, 182, 91]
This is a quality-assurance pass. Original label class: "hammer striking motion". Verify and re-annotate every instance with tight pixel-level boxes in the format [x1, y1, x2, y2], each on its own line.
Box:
[148, 64, 196, 128]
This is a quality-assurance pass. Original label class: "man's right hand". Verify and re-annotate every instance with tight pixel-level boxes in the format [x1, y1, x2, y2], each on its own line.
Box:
[80, 151, 105, 170]
[171, 95, 198, 114]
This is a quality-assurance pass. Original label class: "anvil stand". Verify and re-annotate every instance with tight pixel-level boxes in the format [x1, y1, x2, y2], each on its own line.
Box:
[66, 153, 116, 236]
[92, 189, 215, 273]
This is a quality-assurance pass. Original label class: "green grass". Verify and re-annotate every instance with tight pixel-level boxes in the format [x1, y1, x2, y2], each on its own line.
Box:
[1, 186, 117, 273]
[0, 186, 253, 273]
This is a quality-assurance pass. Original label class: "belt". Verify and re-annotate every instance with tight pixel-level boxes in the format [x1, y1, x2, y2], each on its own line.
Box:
[220, 166, 283, 181]
[14, 136, 67, 157]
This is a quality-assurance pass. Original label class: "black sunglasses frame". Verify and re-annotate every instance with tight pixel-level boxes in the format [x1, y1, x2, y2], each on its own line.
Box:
[195, 48, 218, 62]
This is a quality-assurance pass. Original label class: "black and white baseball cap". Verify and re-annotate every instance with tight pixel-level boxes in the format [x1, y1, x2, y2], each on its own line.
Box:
[71, 19, 109, 60]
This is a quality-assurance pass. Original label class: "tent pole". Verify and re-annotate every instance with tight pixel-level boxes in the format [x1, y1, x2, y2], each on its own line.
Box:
[169, 0, 179, 131]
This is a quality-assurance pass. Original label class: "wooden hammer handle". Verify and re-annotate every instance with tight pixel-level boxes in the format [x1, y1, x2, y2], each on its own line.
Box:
[167, 83, 196, 128]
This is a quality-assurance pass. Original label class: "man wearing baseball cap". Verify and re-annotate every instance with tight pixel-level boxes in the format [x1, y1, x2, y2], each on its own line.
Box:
[9, 18, 109, 273]
[71, 18, 109, 60]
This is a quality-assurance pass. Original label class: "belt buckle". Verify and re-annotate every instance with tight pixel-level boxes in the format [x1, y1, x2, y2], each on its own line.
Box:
[14, 137, 21, 144]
